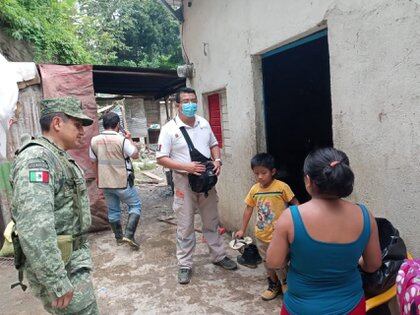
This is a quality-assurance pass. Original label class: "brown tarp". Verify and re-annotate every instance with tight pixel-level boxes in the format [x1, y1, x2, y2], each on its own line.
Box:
[38, 64, 108, 231]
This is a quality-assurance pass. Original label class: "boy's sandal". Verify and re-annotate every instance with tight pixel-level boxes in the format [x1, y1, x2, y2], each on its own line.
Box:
[229, 236, 253, 250]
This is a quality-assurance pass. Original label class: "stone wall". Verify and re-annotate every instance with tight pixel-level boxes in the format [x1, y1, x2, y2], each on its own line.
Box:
[0, 27, 34, 61]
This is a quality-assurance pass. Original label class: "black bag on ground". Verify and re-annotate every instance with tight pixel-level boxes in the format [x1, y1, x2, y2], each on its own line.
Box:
[361, 217, 407, 297]
[179, 126, 217, 196]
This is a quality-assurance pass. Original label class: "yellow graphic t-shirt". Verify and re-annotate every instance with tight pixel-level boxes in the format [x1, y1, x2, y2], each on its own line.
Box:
[245, 179, 295, 243]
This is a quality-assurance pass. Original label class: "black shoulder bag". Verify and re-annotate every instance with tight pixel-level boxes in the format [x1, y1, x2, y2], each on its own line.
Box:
[179, 126, 218, 197]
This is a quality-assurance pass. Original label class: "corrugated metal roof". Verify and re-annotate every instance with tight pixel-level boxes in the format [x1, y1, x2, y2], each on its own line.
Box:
[92, 65, 186, 99]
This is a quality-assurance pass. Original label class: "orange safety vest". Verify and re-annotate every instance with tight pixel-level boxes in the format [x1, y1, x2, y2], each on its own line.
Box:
[91, 133, 129, 189]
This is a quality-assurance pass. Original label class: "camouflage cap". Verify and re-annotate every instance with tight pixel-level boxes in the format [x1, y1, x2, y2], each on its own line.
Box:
[40, 97, 93, 126]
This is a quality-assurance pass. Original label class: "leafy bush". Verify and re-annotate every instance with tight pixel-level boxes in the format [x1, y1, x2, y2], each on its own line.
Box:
[0, 0, 183, 68]
[0, 0, 93, 63]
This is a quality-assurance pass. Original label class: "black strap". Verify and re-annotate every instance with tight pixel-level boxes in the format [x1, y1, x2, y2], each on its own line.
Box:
[179, 126, 195, 153]
[122, 138, 133, 172]
[179, 126, 211, 164]
[10, 269, 27, 291]
[10, 219, 27, 291]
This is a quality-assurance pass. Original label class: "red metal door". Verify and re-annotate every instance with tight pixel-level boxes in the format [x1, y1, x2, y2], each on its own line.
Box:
[208, 93, 223, 148]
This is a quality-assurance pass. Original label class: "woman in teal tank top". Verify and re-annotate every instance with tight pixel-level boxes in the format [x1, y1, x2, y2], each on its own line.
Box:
[267, 148, 382, 315]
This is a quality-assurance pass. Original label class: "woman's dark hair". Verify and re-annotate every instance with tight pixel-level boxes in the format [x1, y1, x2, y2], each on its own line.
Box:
[102, 112, 120, 130]
[303, 147, 354, 198]
[175, 87, 197, 103]
[251, 153, 275, 170]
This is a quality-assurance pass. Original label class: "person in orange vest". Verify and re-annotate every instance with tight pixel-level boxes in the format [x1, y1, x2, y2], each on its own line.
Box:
[90, 112, 141, 250]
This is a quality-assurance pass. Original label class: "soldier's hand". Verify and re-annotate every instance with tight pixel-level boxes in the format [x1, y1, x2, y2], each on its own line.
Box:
[184, 162, 205, 175]
[51, 290, 74, 309]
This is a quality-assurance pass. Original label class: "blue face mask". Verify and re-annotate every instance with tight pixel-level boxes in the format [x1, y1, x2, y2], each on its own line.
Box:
[181, 102, 197, 118]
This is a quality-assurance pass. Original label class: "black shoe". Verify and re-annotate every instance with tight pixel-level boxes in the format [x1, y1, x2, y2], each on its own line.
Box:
[237, 244, 262, 268]
[178, 268, 192, 284]
[237, 255, 258, 268]
[123, 214, 140, 250]
[213, 257, 238, 270]
[109, 221, 124, 245]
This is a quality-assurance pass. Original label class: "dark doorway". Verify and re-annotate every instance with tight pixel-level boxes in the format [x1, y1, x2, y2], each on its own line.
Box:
[262, 30, 333, 202]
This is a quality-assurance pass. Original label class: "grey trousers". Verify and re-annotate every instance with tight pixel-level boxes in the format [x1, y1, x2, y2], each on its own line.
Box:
[172, 172, 226, 268]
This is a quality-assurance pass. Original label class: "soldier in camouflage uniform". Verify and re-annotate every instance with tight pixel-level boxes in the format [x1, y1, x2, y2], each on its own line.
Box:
[10, 97, 99, 314]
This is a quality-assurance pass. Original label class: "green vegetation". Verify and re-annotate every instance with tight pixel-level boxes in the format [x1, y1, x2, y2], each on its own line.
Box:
[116, 0, 182, 69]
[0, 0, 92, 63]
[0, 0, 183, 68]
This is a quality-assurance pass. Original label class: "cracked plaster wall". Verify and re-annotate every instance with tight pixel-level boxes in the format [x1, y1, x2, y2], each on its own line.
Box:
[182, 0, 419, 256]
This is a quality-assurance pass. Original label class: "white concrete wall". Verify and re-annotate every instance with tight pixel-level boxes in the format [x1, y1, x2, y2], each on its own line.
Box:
[182, 0, 420, 256]
[327, 0, 420, 256]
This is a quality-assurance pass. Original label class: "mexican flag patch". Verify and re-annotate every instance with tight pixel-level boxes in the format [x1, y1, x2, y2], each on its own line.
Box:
[29, 170, 49, 183]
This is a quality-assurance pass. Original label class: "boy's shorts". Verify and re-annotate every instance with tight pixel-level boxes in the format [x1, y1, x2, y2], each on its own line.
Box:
[255, 238, 270, 261]
[256, 238, 288, 283]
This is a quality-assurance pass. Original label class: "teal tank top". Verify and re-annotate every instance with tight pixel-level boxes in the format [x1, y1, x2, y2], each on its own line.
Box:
[284, 204, 371, 315]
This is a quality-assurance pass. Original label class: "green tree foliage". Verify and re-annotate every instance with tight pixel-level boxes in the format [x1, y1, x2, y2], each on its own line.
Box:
[75, 0, 134, 65]
[0, 0, 93, 64]
[0, 0, 183, 68]
[116, 0, 183, 69]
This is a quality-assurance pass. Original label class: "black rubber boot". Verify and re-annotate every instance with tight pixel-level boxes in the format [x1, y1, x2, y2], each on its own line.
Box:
[237, 244, 263, 268]
[123, 214, 140, 250]
[109, 221, 124, 245]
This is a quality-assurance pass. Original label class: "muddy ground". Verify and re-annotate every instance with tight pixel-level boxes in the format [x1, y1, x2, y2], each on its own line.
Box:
[0, 182, 282, 314]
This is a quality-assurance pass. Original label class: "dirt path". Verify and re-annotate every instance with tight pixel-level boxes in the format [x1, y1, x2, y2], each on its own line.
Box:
[0, 184, 282, 314]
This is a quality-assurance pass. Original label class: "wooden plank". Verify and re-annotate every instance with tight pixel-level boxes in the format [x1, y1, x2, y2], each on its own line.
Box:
[17, 77, 41, 90]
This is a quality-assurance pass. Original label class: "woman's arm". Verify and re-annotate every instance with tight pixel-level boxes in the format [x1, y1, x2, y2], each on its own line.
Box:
[266, 209, 292, 269]
[359, 211, 382, 273]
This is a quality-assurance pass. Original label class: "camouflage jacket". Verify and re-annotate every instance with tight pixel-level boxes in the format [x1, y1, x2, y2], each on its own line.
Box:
[10, 136, 92, 298]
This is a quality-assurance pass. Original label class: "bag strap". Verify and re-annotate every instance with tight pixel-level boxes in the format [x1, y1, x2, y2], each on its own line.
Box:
[10, 269, 27, 291]
[178, 121, 211, 163]
[122, 138, 133, 172]
[9, 219, 27, 291]
[179, 126, 195, 154]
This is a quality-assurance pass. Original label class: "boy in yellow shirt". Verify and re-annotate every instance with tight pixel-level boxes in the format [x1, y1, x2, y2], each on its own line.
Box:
[236, 153, 299, 301]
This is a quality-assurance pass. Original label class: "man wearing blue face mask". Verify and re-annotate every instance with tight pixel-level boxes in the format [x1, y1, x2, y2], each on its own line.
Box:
[157, 87, 237, 284]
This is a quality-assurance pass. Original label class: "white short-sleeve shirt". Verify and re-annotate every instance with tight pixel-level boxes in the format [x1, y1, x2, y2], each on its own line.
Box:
[156, 115, 218, 165]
